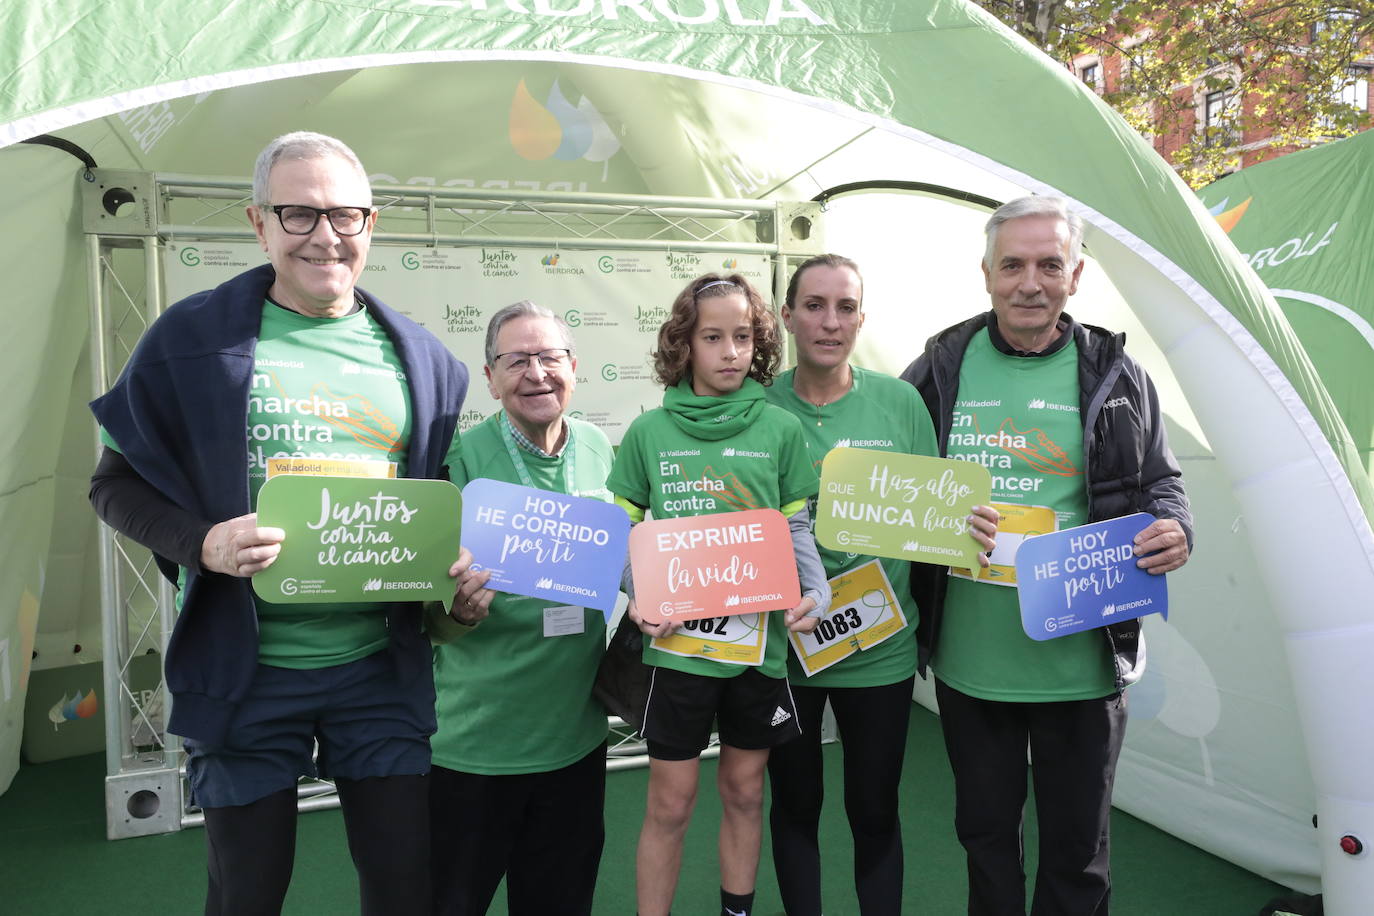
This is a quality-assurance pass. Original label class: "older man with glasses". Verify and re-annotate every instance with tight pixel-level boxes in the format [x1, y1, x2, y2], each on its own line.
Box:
[428, 300, 616, 916]
[90, 131, 469, 915]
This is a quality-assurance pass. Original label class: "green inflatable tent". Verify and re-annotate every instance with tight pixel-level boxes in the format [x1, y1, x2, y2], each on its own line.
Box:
[2, 1, 1372, 910]
[1201, 129, 1374, 481]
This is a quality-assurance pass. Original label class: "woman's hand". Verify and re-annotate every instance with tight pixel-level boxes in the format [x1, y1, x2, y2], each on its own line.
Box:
[784, 596, 820, 634]
[967, 505, 1000, 568]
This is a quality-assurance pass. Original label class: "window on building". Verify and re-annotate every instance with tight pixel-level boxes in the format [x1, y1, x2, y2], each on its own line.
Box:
[1203, 87, 1239, 146]
[1081, 62, 1100, 90]
[1335, 65, 1370, 111]
[1118, 39, 1151, 96]
[1312, 8, 1359, 44]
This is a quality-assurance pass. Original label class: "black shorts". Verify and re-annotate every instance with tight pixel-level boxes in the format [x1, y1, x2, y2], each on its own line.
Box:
[642, 666, 802, 761]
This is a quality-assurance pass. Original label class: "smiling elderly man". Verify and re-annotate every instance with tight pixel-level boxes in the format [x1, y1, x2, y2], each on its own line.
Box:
[900, 196, 1193, 916]
[89, 131, 468, 915]
[428, 300, 616, 916]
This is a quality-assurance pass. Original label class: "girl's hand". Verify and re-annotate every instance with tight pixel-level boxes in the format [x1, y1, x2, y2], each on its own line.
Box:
[785, 597, 820, 634]
[967, 505, 1000, 569]
[628, 598, 680, 639]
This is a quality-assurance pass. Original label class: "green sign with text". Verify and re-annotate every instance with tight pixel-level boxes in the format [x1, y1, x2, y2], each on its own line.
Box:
[252, 475, 462, 604]
[815, 447, 991, 571]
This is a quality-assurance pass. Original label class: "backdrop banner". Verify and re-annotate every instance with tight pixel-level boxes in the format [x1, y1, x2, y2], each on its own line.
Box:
[165, 242, 772, 442]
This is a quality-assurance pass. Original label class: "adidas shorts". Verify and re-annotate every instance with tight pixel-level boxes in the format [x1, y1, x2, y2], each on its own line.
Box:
[641, 666, 802, 761]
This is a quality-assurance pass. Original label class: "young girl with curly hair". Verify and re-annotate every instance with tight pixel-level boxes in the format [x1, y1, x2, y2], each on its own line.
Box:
[607, 273, 831, 916]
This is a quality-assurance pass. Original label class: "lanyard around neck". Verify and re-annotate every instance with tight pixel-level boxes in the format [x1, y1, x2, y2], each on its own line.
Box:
[498, 411, 575, 493]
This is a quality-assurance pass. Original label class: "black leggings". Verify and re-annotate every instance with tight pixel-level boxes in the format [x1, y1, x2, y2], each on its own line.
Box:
[766, 677, 915, 916]
[203, 774, 430, 915]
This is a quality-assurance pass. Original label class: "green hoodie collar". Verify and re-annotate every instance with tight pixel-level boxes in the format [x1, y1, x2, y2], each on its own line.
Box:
[662, 376, 765, 440]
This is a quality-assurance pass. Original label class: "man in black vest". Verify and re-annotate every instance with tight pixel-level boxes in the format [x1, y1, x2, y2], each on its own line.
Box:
[902, 195, 1192, 915]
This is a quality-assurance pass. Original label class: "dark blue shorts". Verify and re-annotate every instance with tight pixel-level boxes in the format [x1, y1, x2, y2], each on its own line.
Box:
[184, 650, 436, 808]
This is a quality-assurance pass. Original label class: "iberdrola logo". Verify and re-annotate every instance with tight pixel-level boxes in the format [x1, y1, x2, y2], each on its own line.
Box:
[541, 253, 560, 266]
[721, 258, 739, 269]
[1207, 196, 1252, 234]
[510, 79, 621, 179]
[48, 689, 98, 729]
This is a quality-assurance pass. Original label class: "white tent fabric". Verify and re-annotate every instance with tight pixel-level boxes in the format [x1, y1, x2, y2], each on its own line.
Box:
[2, 1, 1372, 909]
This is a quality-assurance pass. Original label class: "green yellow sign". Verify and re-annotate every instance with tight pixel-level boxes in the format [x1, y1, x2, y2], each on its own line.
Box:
[252, 475, 462, 604]
[815, 447, 991, 571]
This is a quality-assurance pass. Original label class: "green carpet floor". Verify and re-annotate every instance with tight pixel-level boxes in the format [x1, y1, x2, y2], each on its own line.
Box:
[0, 704, 1288, 914]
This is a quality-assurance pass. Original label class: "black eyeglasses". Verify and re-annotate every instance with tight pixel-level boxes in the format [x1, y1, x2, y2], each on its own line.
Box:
[268, 204, 373, 236]
[492, 348, 572, 374]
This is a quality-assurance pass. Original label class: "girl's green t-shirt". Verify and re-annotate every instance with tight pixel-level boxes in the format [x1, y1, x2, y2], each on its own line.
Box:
[607, 385, 818, 680]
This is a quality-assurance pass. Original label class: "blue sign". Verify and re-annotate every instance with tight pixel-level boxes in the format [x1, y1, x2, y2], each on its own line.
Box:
[460, 478, 630, 617]
[1013, 513, 1168, 641]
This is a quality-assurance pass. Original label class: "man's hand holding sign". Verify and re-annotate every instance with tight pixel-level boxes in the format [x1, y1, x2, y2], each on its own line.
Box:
[201, 514, 286, 578]
[1013, 513, 1176, 640]
[457, 478, 631, 618]
[448, 546, 495, 626]
[1131, 516, 1191, 574]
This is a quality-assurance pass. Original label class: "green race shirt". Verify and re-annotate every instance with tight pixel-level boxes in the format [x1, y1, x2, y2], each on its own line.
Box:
[766, 367, 937, 687]
[432, 413, 614, 774]
[607, 390, 818, 679]
[249, 303, 415, 668]
[103, 300, 464, 669]
[935, 330, 1113, 701]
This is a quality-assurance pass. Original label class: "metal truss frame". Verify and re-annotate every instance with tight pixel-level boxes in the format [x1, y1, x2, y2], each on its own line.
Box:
[84, 168, 822, 839]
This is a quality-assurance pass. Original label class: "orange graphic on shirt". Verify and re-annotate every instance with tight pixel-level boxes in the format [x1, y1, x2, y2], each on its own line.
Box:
[666, 464, 761, 512]
[312, 383, 403, 453]
[997, 418, 1077, 477]
[253, 370, 403, 455]
[959, 413, 1078, 477]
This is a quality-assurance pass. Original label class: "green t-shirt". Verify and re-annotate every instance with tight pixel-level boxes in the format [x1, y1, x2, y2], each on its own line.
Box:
[935, 330, 1114, 701]
[766, 367, 937, 687]
[103, 301, 464, 669]
[432, 413, 614, 775]
[607, 384, 818, 680]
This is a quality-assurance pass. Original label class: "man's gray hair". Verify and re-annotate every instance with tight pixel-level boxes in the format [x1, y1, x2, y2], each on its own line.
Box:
[983, 196, 1084, 270]
[484, 300, 576, 366]
[251, 132, 371, 207]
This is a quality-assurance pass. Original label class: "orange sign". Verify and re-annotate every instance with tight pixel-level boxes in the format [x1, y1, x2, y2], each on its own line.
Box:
[630, 508, 800, 624]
